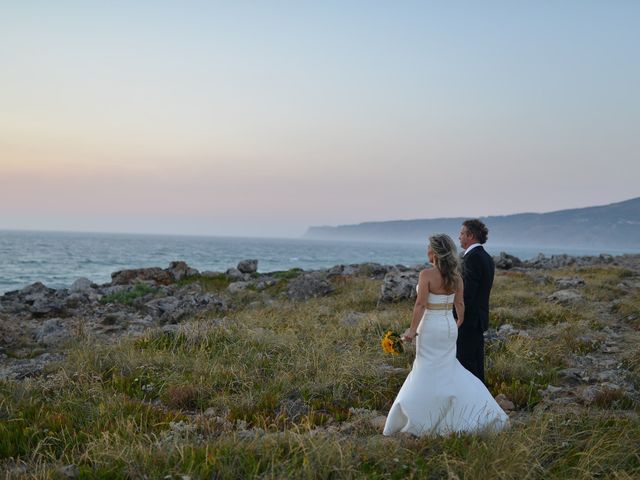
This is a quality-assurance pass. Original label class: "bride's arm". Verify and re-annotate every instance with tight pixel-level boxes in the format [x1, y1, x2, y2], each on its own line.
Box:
[454, 275, 465, 328]
[405, 270, 429, 341]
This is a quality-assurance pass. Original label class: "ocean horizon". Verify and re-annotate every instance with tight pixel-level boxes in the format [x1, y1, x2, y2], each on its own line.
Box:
[1, 229, 638, 294]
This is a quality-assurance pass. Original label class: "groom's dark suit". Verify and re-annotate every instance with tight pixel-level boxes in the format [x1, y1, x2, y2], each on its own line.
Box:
[454, 245, 494, 384]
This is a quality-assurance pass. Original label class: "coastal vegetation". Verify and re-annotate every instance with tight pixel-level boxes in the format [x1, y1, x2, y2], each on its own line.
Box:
[1, 258, 639, 478]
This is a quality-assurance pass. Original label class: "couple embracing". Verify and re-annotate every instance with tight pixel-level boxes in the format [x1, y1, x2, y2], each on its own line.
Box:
[383, 219, 509, 436]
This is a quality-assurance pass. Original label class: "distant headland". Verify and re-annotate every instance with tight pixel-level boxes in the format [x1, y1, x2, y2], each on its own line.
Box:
[305, 196, 640, 249]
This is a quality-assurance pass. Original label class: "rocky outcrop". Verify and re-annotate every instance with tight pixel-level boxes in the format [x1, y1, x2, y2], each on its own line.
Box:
[287, 272, 334, 300]
[547, 289, 583, 305]
[166, 261, 199, 281]
[237, 259, 258, 274]
[555, 277, 586, 289]
[494, 252, 523, 270]
[35, 318, 71, 346]
[0, 282, 67, 317]
[379, 270, 419, 303]
[523, 253, 614, 269]
[111, 261, 200, 286]
[494, 253, 619, 270]
[2, 253, 639, 394]
[111, 267, 173, 286]
[145, 287, 226, 324]
[225, 268, 246, 282]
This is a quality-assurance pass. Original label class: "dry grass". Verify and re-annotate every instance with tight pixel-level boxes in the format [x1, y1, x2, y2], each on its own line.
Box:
[1, 272, 639, 478]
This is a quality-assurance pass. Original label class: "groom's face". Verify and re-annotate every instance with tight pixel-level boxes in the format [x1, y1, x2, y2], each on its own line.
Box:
[459, 226, 472, 250]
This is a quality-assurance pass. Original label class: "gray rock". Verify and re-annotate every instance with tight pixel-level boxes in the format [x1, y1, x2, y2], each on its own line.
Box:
[111, 267, 172, 286]
[165, 261, 199, 281]
[599, 254, 614, 263]
[555, 277, 585, 289]
[30, 297, 65, 318]
[70, 277, 95, 292]
[379, 270, 419, 303]
[237, 259, 258, 274]
[0, 352, 65, 380]
[98, 285, 130, 296]
[161, 324, 181, 335]
[228, 281, 251, 294]
[64, 292, 91, 308]
[523, 253, 617, 270]
[21, 282, 54, 297]
[370, 415, 388, 430]
[287, 272, 334, 301]
[255, 278, 277, 290]
[494, 393, 515, 411]
[594, 370, 623, 384]
[527, 254, 578, 269]
[145, 290, 226, 324]
[497, 323, 517, 336]
[10, 282, 65, 317]
[357, 263, 391, 279]
[327, 264, 359, 277]
[58, 464, 80, 479]
[539, 384, 565, 399]
[557, 368, 586, 386]
[225, 267, 245, 281]
[547, 289, 582, 305]
[578, 383, 622, 406]
[35, 318, 71, 346]
[494, 252, 523, 270]
[145, 296, 183, 322]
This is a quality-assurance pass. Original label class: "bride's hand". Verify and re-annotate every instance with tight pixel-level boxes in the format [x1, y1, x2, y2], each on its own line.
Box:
[403, 328, 416, 342]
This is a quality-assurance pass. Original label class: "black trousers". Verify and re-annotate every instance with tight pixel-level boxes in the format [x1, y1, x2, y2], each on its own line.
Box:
[456, 327, 485, 384]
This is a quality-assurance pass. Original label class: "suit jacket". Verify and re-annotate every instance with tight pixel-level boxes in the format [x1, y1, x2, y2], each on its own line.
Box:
[455, 245, 495, 332]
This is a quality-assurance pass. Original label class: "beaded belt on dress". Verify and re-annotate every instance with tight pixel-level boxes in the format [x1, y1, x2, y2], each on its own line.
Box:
[427, 303, 453, 310]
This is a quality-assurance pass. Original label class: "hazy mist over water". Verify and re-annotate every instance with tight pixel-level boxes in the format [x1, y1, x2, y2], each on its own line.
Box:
[1, 230, 637, 294]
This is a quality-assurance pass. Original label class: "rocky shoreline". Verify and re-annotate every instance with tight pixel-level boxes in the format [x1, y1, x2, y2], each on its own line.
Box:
[1, 252, 639, 393]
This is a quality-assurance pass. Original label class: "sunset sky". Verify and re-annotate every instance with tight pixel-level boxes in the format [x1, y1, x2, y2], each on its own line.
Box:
[1, 1, 638, 237]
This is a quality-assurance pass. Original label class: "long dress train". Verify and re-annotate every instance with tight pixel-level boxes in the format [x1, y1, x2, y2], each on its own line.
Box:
[383, 293, 509, 436]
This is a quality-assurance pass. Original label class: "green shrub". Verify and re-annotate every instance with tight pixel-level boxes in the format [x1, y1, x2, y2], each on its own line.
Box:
[100, 283, 158, 305]
[176, 273, 231, 291]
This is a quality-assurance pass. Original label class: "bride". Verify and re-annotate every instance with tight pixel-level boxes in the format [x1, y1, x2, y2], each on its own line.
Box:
[383, 234, 509, 436]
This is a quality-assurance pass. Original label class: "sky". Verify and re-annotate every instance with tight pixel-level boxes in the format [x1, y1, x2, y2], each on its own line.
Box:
[1, 1, 639, 238]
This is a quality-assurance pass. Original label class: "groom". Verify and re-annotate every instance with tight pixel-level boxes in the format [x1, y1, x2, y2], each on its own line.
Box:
[455, 219, 494, 384]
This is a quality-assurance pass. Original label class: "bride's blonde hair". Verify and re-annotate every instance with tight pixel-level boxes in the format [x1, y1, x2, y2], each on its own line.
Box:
[429, 234, 460, 292]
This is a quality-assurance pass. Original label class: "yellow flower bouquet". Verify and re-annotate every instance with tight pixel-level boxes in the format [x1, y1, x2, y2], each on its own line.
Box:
[381, 330, 404, 354]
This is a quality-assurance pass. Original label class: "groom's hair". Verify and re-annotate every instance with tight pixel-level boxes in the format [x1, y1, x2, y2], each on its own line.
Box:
[462, 219, 489, 244]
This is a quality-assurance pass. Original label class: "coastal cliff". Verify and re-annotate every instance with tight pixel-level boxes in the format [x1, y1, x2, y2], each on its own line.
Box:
[305, 196, 640, 249]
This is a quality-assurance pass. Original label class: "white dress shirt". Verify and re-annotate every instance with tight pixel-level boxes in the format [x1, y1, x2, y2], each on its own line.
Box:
[464, 243, 482, 256]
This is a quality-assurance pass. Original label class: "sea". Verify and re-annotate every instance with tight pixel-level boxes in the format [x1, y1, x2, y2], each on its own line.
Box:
[1, 230, 638, 294]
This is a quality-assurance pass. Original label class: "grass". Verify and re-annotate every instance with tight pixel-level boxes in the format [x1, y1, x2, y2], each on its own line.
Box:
[271, 268, 305, 281]
[100, 283, 159, 305]
[485, 325, 573, 409]
[612, 289, 640, 330]
[1, 268, 639, 478]
[489, 271, 582, 328]
[176, 273, 231, 292]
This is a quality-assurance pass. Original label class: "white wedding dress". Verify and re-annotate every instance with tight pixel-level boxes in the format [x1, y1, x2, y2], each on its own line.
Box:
[383, 292, 509, 436]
